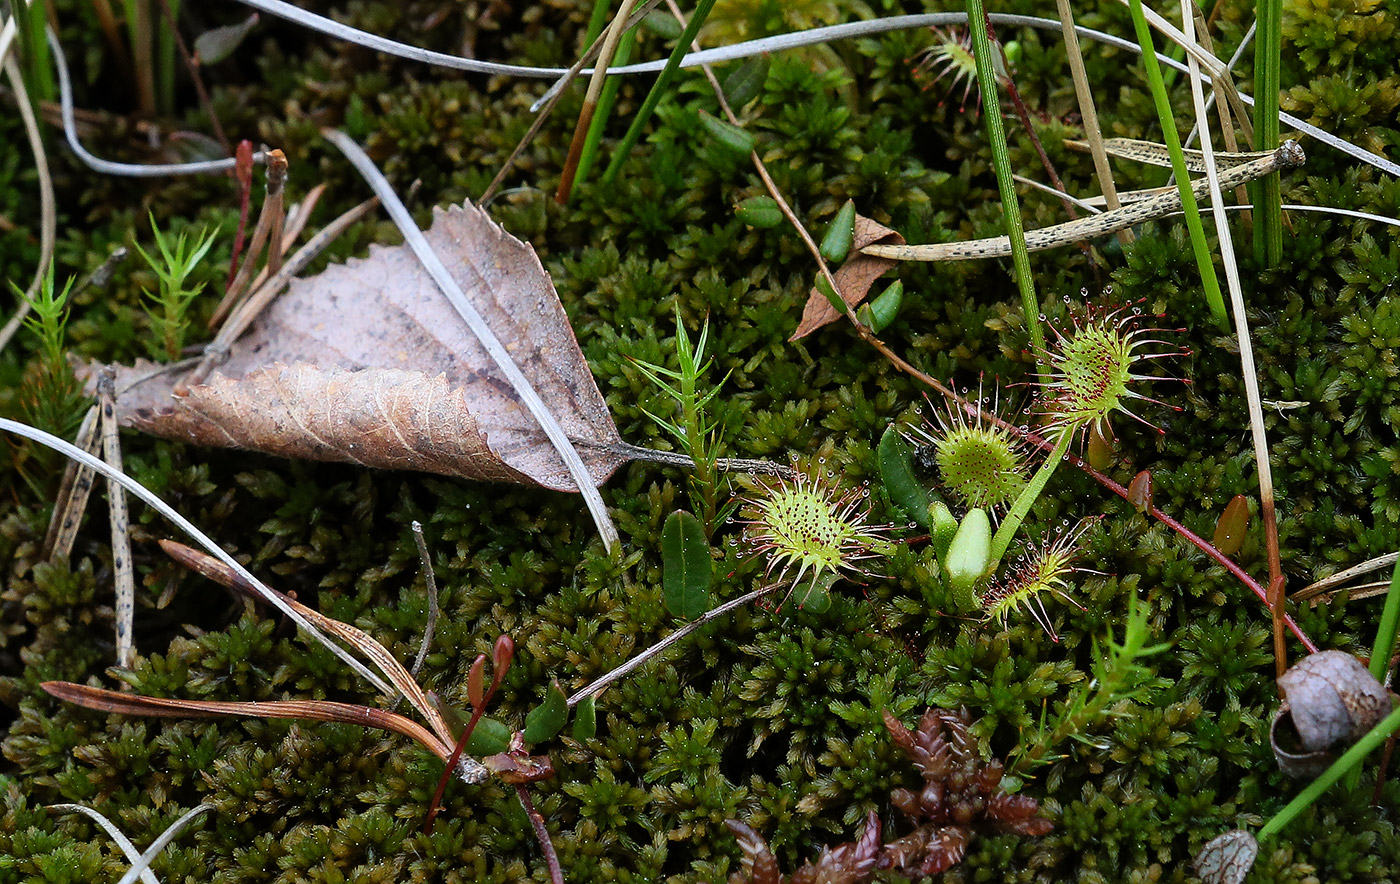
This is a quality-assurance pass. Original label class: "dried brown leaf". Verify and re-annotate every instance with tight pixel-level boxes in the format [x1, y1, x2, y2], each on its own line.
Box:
[103, 202, 627, 492]
[790, 215, 903, 340]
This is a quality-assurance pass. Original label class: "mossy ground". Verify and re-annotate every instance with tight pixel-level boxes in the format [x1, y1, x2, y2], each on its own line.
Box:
[1, 0, 1399, 880]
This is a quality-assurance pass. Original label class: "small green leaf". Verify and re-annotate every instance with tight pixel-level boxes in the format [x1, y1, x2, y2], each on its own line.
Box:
[723, 55, 770, 107]
[735, 196, 783, 228]
[572, 695, 597, 742]
[789, 570, 837, 613]
[193, 13, 259, 65]
[466, 716, 512, 755]
[1212, 494, 1251, 555]
[663, 510, 712, 619]
[814, 274, 846, 315]
[866, 280, 904, 332]
[820, 199, 857, 264]
[697, 110, 756, 155]
[879, 425, 930, 528]
[640, 9, 684, 39]
[522, 680, 569, 745]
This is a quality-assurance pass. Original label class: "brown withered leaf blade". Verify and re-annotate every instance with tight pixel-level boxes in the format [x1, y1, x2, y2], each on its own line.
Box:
[105, 202, 625, 492]
[790, 214, 903, 340]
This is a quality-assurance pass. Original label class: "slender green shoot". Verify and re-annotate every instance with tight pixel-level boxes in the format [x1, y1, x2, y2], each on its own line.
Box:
[960, 3, 1046, 368]
[134, 214, 219, 361]
[1342, 553, 1400, 791]
[1012, 592, 1170, 774]
[156, 0, 182, 115]
[1257, 703, 1400, 842]
[574, 25, 636, 186]
[1252, 0, 1283, 265]
[12, 0, 56, 103]
[602, 0, 720, 187]
[1124, 0, 1228, 325]
[988, 427, 1073, 569]
[124, 0, 156, 116]
[630, 310, 732, 536]
[14, 265, 85, 440]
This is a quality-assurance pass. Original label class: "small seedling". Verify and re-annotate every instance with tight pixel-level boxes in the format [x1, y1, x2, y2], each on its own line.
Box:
[134, 214, 220, 361]
[631, 310, 733, 536]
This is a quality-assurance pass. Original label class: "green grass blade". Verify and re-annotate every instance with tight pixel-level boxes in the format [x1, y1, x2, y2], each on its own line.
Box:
[1125, 0, 1228, 325]
[602, 0, 719, 187]
[961, 2, 1047, 367]
[1252, 0, 1283, 265]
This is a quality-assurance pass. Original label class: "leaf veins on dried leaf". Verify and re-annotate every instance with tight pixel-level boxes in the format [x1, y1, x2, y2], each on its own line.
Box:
[790, 214, 904, 341]
[98, 201, 628, 491]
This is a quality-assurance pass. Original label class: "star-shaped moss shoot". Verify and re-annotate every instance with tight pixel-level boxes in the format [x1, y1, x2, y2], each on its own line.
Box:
[738, 466, 892, 597]
[909, 385, 1030, 514]
[981, 518, 1096, 640]
[1038, 305, 1181, 438]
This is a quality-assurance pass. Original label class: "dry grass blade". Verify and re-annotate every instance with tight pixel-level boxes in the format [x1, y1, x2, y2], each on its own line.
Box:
[0, 39, 58, 352]
[556, 0, 641, 204]
[48, 803, 211, 884]
[1293, 552, 1400, 602]
[42, 405, 100, 561]
[865, 142, 1305, 261]
[210, 150, 289, 327]
[41, 681, 456, 762]
[156, 539, 461, 754]
[1064, 138, 1277, 170]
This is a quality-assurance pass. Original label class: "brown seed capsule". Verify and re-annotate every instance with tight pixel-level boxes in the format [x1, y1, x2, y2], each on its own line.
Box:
[1127, 470, 1152, 513]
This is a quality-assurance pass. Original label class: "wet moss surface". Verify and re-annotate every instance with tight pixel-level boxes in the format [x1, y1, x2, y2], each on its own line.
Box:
[1, 0, 1399, 880]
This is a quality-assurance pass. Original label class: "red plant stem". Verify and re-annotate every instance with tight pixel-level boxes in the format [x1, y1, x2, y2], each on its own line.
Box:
[516, 784, 564, 884]
[423, 695, 491, 834]
[1002, 415, 1319, 652]
[225, 140, 254, 292]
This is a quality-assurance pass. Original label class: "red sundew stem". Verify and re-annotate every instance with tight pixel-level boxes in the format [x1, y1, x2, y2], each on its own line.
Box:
[998, 414, 1318, 653]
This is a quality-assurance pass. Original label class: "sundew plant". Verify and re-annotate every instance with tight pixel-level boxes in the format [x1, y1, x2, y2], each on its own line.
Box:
[0, 0, 1398, 882]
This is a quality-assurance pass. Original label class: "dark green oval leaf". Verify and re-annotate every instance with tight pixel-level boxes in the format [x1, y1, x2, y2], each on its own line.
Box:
[879, 425, 930, 528]
[663, 509, 712, 619]
[522, 679, 569, 745]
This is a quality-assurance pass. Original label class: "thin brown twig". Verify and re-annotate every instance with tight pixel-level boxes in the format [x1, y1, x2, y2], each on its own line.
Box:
[516, 784, 564, 884]
[152, 0, 231, 154]
[98, 371, 136, 670]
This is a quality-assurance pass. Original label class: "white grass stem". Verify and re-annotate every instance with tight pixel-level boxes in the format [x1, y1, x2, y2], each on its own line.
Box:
[0, 417, 395, 696]
[0, 46, 57, 350]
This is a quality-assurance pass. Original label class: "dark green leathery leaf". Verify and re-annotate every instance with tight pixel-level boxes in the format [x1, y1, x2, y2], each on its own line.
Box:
[523, 679, 569, 744]
[879, 425, 930, 528]
[858, 280, 903, 333]
[723, 55, 770, 108]
[662, 509, 712, 619]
